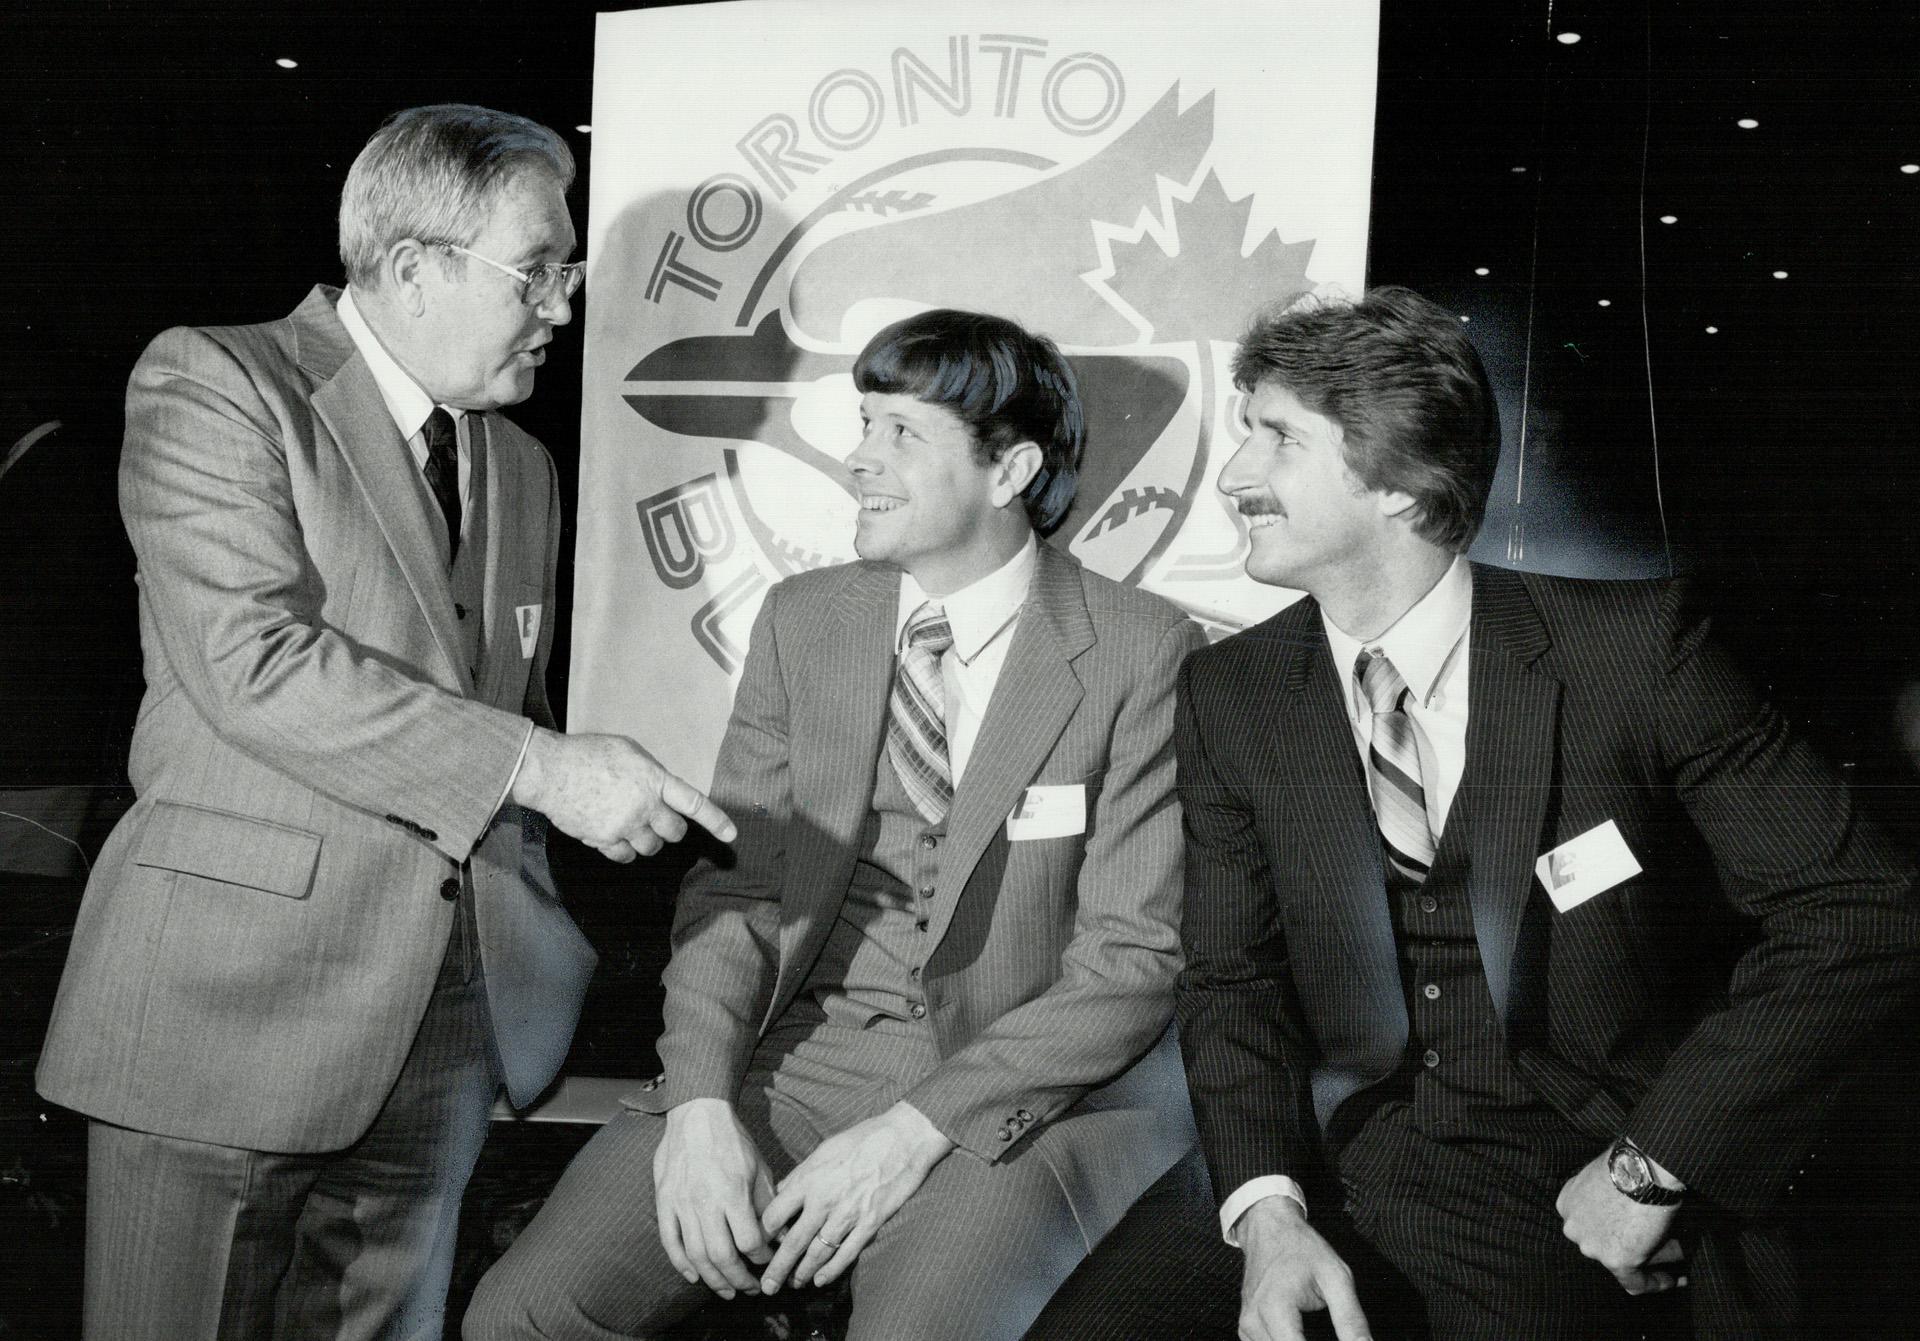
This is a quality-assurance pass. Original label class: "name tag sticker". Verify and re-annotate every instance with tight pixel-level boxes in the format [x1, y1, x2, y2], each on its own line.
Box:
[515, 604, 543, 659]
[1006, 784, 1086, 841]
[1535, 819, 1642, 913]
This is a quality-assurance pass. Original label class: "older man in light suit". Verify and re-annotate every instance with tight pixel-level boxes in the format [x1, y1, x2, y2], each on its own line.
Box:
[37, 104, 733, 1341]
[466, 309, 1204, 1341]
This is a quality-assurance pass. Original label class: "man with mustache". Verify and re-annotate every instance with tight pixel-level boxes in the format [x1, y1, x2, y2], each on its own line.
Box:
[468, 308, 1202, 1341]
[1175, 286, 1920, 1339]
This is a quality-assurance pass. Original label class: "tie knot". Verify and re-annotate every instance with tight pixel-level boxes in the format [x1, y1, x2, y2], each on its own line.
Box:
[422, 407, 457, 457]
[905, 603, 953, 656]
[1356, 649, 1410, 715]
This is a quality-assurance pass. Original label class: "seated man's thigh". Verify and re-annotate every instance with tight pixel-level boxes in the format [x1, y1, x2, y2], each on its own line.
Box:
[465, 1090, 811, 1341]
[844, 1141, 1086, 1341]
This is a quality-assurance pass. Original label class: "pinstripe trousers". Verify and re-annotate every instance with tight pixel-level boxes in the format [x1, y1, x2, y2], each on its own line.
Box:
[82, 899, 500, 1341]
[466, 1013, 1098, 1341]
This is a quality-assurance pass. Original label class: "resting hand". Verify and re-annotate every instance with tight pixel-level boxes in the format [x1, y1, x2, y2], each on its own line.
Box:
[1555, 1149, 1686, 1295]
[757, 1101, 954, 1293]
[1235, 1197, 1373, 1341]
[512, 729, 736, 860]
[654, 1098, 775, 1299]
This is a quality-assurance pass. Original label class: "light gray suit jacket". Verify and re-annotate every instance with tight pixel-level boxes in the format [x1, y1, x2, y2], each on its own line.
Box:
[38, 286, 595, 1153]
[630, 542, 1203, 1233]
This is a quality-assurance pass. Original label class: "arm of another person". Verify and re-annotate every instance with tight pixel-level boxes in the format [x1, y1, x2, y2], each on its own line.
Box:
[1175, 651, 1372, 1341]
[647, 589, 794, 1294]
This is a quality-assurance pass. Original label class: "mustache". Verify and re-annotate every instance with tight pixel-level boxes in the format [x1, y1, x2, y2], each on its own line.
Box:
[1235, 496, 1284, 518]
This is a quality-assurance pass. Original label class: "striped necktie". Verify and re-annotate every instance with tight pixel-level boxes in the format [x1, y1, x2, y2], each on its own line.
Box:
[888, 603, 956, 824]
[1356, 649, 1435, 885]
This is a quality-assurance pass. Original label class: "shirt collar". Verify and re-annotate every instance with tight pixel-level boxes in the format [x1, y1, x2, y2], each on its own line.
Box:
[337, 286, 464, 442]
[895, 533, 1037, 663]
[1323, 554, 1472, 711]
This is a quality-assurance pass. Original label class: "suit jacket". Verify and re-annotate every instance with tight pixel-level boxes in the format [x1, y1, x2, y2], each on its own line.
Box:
[1176, 564, 1920, 1225]
[38, 286, 595, 1152]
[630, 543, 1204, 1228]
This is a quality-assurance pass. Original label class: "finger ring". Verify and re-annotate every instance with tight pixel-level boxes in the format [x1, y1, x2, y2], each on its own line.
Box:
[814, 1234, 842, 1251]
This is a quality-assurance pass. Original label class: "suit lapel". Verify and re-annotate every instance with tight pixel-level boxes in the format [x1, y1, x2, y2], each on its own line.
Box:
[1278, 610, 1409, 1071]
[1459, 564, 1559, 1036]
[295, 288, 470, 693]
[924, 543, 1089, 949]
[774, 565, 894, 986]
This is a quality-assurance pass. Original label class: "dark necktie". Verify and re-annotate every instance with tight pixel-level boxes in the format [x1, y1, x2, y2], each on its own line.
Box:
[421, 407, 461, 563]
[887, 603, 956, 824]
[1356, 649, 1435, 885]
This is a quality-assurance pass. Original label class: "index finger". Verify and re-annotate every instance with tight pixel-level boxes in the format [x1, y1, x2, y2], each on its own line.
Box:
[662, 776, 737, 844]
[1322, 1272, 1373, 1341]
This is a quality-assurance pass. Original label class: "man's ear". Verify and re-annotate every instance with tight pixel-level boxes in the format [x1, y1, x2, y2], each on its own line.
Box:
[1374, 486, 1421, 523]
[991, 441, 1043, 510]
[382, 239, 434, 317]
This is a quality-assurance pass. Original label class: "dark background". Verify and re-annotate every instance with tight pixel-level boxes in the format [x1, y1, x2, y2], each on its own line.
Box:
[3, 1, 1918, 1335]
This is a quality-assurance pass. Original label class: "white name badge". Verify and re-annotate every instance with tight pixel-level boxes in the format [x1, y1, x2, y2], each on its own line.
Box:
[1006, 784, 1087, 841]
[515, 604, 543, 659]
[1535, 819, 1643, 913]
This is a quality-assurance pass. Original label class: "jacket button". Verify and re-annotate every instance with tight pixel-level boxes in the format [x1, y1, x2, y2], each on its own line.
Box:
[909, 966, 922, 981]
[1015, 1108, 1033, 1122]
[440, 877, 460, 901]
[919, 885, 936, 899]
[920, 834, 938, 850]
[998, 1127, 1013, 1142]
[455, 602, 468, 619]
[1419, 895, 1439, 914]
[909, 1002, 927, 1020]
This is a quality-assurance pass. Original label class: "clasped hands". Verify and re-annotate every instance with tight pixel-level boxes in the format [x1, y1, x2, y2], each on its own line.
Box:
[512, 728, 736, 861]
[654, 1097, 954, 1300]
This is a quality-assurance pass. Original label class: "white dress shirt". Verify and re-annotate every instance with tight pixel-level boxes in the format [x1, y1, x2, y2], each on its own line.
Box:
[893, 534, 1038, 784]
[1218, 556, 1474, 1245]
[338, 286, 533, 806]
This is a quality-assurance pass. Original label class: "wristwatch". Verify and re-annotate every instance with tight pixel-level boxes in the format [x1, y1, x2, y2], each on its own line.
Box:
[1607, 1137, 1686, 1206]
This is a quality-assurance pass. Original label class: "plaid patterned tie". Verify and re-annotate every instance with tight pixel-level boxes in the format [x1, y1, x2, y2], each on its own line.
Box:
[421, 407, 462, 562]
[1356, 650, 1435, 885]
[888, 603, 956, 824]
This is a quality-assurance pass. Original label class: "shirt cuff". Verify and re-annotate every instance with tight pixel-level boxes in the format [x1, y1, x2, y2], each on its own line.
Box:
[1219, 1175, 1310, 1246]
[496, 721, 537, 817]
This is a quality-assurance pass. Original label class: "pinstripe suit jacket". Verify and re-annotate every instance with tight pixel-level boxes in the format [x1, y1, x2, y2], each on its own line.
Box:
[630, 543, 1203, 1224]
[37, 286, 595, 1152]
[1176, 564, 1920, 1225]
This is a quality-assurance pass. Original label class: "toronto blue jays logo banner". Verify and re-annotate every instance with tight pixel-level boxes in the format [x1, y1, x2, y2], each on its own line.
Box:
[572, 0, 1379, 785]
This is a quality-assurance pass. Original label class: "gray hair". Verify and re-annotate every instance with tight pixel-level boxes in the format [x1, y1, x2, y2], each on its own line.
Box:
[338, 104, 575, 289]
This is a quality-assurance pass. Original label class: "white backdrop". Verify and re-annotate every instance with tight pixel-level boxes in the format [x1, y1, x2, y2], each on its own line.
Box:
[570, 0, 1379, 786]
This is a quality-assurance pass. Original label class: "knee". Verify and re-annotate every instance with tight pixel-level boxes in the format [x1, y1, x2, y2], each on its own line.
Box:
[460, 1266, 541, 1341]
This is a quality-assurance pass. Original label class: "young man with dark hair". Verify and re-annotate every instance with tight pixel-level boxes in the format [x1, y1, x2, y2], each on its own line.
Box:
[468, 309, 1203, 1341]
[1176, 286, 1920, 1340]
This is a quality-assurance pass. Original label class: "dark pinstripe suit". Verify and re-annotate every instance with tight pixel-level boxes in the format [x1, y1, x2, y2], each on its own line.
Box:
[1175, 563, 1920, 1338]
[468, 541, 1203, 1340]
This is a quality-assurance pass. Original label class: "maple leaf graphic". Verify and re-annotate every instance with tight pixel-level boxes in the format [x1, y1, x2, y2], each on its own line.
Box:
[1104, 171, 1315, 342]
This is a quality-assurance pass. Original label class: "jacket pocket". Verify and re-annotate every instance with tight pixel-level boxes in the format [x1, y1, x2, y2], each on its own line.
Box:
[133, 800, 323, 899]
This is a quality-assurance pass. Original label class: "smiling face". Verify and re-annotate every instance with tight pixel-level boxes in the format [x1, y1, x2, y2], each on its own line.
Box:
[847, 391, 1036, 595]
[1218, 379, 1395, 595]
[414, 167, 576, 410]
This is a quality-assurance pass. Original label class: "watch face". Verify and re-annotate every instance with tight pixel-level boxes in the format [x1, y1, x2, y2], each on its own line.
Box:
[1611, 1145, 1652, 1192]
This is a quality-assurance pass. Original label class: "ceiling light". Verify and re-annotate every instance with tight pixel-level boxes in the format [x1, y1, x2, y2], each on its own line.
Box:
[1705, 326, 1719, 334]
[1556, 32, 1582, 44]
[1902, 164, 1919, 175]
[275, 57, 298, 69]
[575, 125, 592, 134]
[1772, 270, 1788, 279]
[1474, 267, 1490, 276]
[1597, 299, 1612, 307]
[1737, 118, 1759, 129]
[1659, 214, 1678, 224]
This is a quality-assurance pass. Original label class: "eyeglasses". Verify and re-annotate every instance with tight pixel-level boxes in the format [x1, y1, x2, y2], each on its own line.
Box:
[431, 242, 585, 307]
